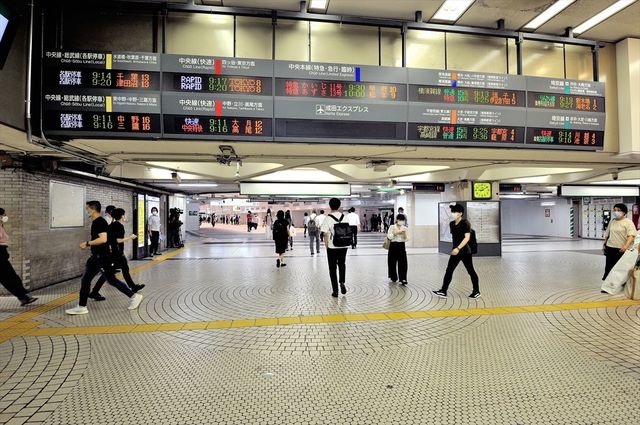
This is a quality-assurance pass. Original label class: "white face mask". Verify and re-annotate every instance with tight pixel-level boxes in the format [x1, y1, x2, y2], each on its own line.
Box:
[612, 211, 624, 219]
[1, 216, 8, 223]
[152, 211, 158, 216]
[397, 220, 405, 226]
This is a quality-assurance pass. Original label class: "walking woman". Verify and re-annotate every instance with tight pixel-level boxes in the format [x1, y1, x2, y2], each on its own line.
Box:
[264, 208, 274, 239]
[285, 210, 294, 250]
[387, 213, 409, 285]
[89, 208, 144, 301]
[433, 204, 480, 299]
[0, 207, 38, 306]
[602, 203, 637, 281]
[273, 210, 290, 268]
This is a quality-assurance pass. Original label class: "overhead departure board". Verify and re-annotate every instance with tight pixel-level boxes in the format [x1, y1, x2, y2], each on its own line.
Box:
[40, 51, 607, 151]
[408, 69, 527, 147]
[525, 77, 605, 148]
[162, 54, 273, 140]
[274, 61, 407, 141]
[42, 51, 162, 137]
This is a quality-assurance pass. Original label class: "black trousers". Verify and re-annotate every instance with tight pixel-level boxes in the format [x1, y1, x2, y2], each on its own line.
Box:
[350, 226, 358, 248]
[150, 230, 160, 254]
[326, 248, 347, 293]
[80, 256, 133, 307]
[442, 253, 479, 294]
[387, 242, 407, 282]
[92, 255, 137, 293]
[603, 246, 624, 280]
[0, 246, 29, 301]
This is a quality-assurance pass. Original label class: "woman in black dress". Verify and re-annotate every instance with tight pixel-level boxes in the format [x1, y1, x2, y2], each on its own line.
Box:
[273, 210, 290, 268]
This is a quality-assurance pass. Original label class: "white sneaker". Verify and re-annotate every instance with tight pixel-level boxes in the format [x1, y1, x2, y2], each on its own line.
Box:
[128, 293, 144, 310]
[65, 306, 89, 315]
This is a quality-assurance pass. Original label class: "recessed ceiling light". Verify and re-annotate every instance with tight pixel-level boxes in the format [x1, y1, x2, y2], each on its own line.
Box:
[431, 0, 475, 23]
[573, 0, 637, 35]
[308, 0, 329, 13]
[523, 0, 576, 30]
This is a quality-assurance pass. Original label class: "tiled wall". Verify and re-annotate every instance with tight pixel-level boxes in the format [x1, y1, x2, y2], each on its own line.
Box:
[0, 169, 134, 293]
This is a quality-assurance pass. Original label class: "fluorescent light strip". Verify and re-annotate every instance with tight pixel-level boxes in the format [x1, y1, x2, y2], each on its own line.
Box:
[308, 0, 329, 13]
[573, 0, 637, 34]
[177, 183, 219, 187]
[431, 0, 475, 22]
[523, 0, 576, 30]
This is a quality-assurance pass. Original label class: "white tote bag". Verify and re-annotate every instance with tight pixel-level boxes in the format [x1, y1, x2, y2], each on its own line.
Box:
[625, 269, 640, 300]
[601, 249, 639, 294]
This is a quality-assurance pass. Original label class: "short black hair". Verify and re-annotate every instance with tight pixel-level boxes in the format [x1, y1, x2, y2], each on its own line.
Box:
[276, 210, 285, 219]
[86, 200, 102, 213]
[613, 203, 628, 215]
[320, 210, 325, 214]
[105, 205, 116, 214]
[396, 214, 406, 221]
[398, 207, 404, 211]
[0, 208, 5, 215]
[304, 212, 308, 216]
[349, 207, 355, 213]
[151, 206, 158, 213]
[111, 208, 126, 221]
[450, 204, 465, 214]
[329, 198, 341, 210]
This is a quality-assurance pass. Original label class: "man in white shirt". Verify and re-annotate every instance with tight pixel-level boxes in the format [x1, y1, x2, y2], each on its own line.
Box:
[148, 207, 161, 255]
[321, 199, 349, 297]
[346, 207, 361, 249]
[316, 209, 326, 245]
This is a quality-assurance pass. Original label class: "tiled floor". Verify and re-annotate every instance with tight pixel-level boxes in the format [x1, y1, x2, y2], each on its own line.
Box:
[0, 229, 639, 424]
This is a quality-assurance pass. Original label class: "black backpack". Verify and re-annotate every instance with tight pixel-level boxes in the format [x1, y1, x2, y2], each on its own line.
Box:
[328, 214, 353, 247]
[469, 229, 478, 255]
[272, 220, 286, 240]
[307, 217, 318, 233]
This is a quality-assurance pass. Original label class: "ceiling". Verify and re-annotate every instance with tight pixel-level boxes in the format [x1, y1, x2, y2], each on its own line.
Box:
[3, 1, 640, 193]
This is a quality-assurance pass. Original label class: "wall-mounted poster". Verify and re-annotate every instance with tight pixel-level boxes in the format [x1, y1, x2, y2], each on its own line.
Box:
[137, 196, 145, 248]
[466, 202, 500, 244]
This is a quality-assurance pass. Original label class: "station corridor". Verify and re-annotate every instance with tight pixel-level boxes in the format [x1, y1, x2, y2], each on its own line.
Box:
[1, 230, 639, 425]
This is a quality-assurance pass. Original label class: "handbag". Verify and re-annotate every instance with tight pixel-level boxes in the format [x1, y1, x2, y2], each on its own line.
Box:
[382, 237, 391, 250]
[601, 249, 639, 294]
[288, 226, 296, 237]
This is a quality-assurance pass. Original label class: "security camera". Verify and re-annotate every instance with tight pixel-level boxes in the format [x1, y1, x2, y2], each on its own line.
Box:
[612, 172, 619, 181]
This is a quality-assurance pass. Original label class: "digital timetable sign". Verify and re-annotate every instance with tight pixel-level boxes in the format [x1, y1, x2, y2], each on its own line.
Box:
[40, 51, 606, 150]
[42, 51, 162, 138]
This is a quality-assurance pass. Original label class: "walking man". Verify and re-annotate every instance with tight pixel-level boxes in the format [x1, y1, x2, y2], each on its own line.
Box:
[66, 201, 143, 315]
[0, 207, 38, 307]
[308, 211, 320, 255]
[321, 198, 351, 297]
[346, 207, 360, 249]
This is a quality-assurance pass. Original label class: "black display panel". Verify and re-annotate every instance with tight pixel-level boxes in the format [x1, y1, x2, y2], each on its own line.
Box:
[163, 115, 272, 137]
[44, 69, 160, 91]
[44, 112, 161, 134]
[526, 128, 604, 147]
[527, 92, 605, 112]
[163, 73, 272, 95]
[409, 123, 525, 144]
[275, 78, 406, 101]
[409, 85, 525, 107]
[276, 119, 406, 140]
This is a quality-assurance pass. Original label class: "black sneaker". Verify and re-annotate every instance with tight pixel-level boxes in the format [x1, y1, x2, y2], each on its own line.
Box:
[401, 281, 408, 286]
[276, 259, 281, 268]
[331, 292, 339, 298]
[469, 292, 481, 299]
[88, 292, 106, 301]
[132, 284, 146, 293]
[280, 263, 287, 267]
[340, 284, 347, 294]
[20, 297, 38, 306]
[432, 290, 447, 298]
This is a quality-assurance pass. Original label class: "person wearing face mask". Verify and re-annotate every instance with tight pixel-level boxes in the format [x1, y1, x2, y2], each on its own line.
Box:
[148, 207, 161, 256]
[0, 208, 38, 307]
[89, 208, 145, 301]
[66, 201, 143, 315]
[602, 203, 637, 283]
[387, 213, 409, 285]
[433, 204, 480, 299]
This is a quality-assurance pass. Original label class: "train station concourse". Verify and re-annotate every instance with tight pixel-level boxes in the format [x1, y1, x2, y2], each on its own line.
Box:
[1, 0, 640, 424]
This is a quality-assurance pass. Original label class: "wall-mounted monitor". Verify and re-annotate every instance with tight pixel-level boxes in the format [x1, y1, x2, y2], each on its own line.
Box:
[0, 1, 19, 69]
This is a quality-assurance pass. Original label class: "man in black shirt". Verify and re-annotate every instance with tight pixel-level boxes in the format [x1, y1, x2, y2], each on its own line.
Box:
[433, 204, 480, 299]
[66, 201, 144, 315]
[89, 208, 144, 300]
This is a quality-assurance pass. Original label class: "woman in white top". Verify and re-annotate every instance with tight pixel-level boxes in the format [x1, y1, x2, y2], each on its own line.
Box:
[387, 213, 409, 285]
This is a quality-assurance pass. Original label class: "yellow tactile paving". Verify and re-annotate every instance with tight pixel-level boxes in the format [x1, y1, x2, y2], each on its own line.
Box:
[1, 298, 638, 340]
